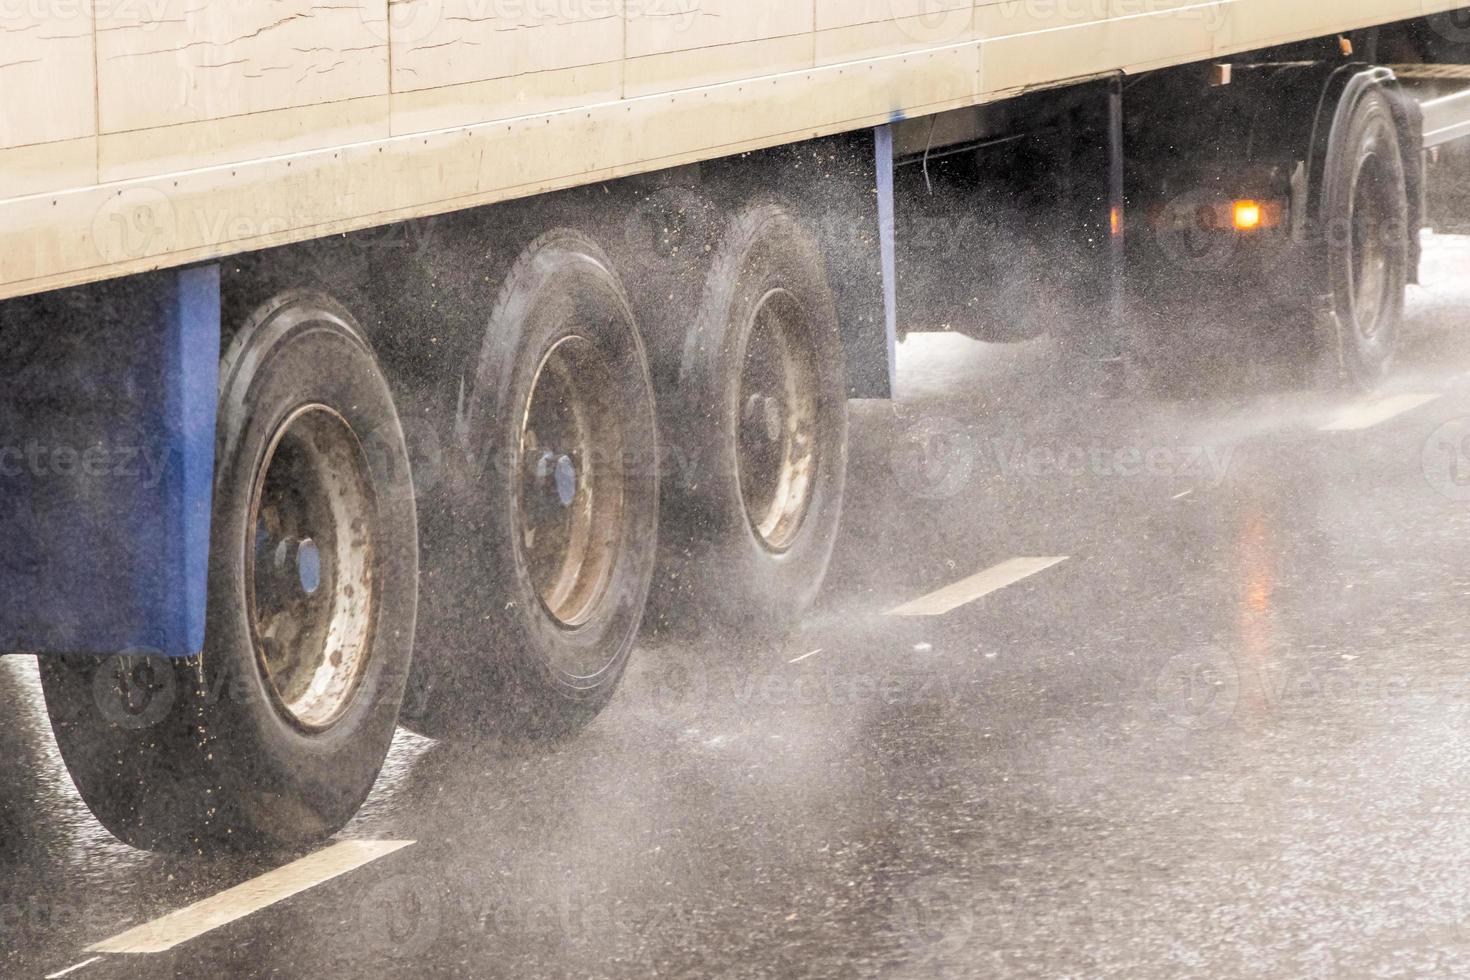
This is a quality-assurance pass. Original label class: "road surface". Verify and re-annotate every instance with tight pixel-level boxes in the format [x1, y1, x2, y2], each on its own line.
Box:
[7, 235, 1470, 978]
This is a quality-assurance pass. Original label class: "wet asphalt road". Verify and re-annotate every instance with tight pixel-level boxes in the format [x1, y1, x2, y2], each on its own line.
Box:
[8, 235, 1470, 978]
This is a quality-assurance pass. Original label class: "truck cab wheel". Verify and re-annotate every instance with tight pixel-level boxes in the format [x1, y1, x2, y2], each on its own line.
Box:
[646, 204, 848, 638]
[400, 231, 659, 742]
[39, 292, 418, 852]
[1317, 87, 1410, 388]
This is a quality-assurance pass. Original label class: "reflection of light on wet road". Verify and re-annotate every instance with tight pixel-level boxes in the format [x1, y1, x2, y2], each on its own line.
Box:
[0, 657, 140, 873]
[1, 657, 66, 776]
[895, 332, 1055, 402]
[1234, 502, 1278, 726]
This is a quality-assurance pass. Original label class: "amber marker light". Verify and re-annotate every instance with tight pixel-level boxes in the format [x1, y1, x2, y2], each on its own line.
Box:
[1233, 200, 1263, 232]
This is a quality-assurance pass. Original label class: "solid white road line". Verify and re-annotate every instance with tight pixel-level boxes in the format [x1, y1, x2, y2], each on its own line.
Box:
[788, 648, 823, 664]
[46, 956, 102, 978]
[87, 839, 413, 955]
[1319, 393, 1441, 432]
[885, 557, 1069, 617]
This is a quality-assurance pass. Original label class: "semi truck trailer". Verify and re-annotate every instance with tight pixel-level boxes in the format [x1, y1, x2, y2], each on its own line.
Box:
[5, 0, 1470, 851]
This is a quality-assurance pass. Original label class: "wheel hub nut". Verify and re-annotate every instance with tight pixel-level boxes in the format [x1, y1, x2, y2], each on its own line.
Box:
[533, 448, 578, 507]
[745, 393, 783, 443]
[554, 454, 577, 507]
[273, 536, 322, 596]
[762, 396, 782, 443]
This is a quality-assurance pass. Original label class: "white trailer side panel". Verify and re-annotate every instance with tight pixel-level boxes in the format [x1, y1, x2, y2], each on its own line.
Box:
[0, 0, 1460, 300]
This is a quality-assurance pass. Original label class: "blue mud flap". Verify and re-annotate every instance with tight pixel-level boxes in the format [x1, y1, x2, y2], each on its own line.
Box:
[874, 122, 899, 395]
[0, 265, 220, 658]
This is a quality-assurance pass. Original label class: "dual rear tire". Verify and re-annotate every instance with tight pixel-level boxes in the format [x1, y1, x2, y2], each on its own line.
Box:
[647, 204, 849, 635]
[1316, 87, 1410, 388]
[401, 232, 661, 741]
[403, 206, 851, 740]
[1133, 83, 1410, 395]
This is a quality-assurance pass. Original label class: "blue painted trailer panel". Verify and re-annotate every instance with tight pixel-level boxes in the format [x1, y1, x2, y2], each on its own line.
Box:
[0, 265, 219, 658]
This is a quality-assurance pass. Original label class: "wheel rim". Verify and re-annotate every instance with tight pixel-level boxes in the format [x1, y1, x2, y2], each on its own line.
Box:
[518, 336, 626, 644]
[1349, 152, 1394, 341]
[247, 405, 377, 732]
[737, 289, 821, 553]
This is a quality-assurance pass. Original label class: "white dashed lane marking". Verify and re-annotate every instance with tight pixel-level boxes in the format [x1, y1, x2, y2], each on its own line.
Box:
[885, 557, 1069, 617]
[86, 839, 413, 955]
[1319, 393, 1441, 432]
[45, 956, 102, 978]
[789, 649, 823, 664]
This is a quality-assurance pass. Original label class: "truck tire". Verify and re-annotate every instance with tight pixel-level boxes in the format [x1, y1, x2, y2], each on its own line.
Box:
[401, 231, 659, 741]
[40, 291, 418, 852]
[1316, 87, 1410, 388]
[647, 204, 847, 636]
